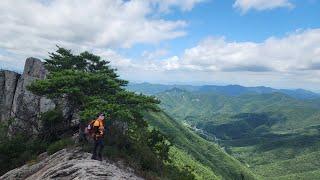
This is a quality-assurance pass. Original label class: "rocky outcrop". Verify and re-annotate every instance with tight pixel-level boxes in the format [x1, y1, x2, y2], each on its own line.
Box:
[11, 57, 50, 116]
[0, 70, 20, 121]
[0, 148, 143, 180]
[10, 58, 55, 133]
[0, 57, 96, 135]
[0, 58, 56, 134]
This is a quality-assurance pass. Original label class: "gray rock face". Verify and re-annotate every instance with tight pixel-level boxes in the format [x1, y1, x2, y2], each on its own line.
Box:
[0, 70, 20, 122]
[9, 58, 55, 134]
[0, 57, 82, 135]
[0, 57, 56, 134]
[0, 148, 143, 180]
[0, 71, 4, 118]
[11, 57, 48, 117]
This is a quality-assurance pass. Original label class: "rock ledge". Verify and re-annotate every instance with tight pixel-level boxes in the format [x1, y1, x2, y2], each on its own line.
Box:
[0, 148, 143, 180]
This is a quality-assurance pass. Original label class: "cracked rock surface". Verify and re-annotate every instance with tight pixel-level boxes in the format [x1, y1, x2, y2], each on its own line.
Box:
[0, 148, 143, 180]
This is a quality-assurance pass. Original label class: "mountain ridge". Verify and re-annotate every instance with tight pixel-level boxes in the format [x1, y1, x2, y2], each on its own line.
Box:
[127, 82, 320, 99]
[149, 86, 320, 179]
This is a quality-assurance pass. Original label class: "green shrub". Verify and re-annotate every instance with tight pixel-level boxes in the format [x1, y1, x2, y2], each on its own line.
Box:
[0, 134, 47, 175]
[147, 129, 171, 162]
[47, 138, 74, 155]
[39, 109, 64, 143]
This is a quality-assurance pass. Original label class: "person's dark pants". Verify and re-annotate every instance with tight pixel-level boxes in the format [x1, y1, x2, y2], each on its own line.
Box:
[92, 138, 104, 161]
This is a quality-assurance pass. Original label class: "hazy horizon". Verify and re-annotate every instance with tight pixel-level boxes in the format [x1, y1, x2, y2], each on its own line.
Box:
[128, 81, 320, 93]
[2, 62, 320, 92]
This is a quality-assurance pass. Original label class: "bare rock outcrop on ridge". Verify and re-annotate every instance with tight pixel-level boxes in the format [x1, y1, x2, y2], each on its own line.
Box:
[0, 148, 143, 180]
[0, 57, 77, 134]
[0, 70, 20, 121]
[9, 58, 55, 134]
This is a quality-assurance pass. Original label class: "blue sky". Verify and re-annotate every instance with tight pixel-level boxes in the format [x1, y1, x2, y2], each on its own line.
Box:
[0, 0, 320, 90]
[126, 0, 320, 58]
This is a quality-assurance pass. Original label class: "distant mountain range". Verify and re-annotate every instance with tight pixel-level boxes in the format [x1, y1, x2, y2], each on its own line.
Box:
[156, 88, 320, 131]
[128, 82, 320, 179]
[127, 82, 320, 100]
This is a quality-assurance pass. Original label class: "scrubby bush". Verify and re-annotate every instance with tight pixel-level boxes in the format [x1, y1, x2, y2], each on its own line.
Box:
[39, 109, 64, 143]
[147, 129, 171, 162]
[0, 133, 47, 175]
[47, 138, 74, 155]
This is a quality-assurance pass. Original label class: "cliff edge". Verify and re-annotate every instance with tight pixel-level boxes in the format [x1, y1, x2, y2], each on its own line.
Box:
[0, 148, 143, 180]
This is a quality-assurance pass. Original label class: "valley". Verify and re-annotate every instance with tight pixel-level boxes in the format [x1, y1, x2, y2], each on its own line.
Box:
[129, 83, 320, 179]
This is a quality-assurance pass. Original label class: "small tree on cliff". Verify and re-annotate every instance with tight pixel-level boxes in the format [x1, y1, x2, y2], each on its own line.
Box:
[28, 47, 159, 121]
[27, 47, 173, 169]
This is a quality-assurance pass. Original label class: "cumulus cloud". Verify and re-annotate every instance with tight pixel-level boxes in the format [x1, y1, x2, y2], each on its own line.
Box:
[233, 0, 294, 13]
[162, 29, 320, 73]
[142, 49, 169, 60]
[92, 49, 134, 70]
[100, 28, 320, 88]
[0, 0, 201, 63]
[124, 28, 320, 90]
[1, 0, 319, 90]
[151, 0, 204, 12]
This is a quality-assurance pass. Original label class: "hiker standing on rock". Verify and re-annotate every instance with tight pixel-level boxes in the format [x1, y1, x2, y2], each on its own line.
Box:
[87, 112, 106, 161]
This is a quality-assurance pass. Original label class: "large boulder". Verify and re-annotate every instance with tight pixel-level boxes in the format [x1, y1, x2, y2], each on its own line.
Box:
[0, 148, 143, 180]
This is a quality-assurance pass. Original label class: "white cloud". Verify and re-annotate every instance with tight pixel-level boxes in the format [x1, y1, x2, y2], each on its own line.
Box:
[233, 0, 294, 13]
[0, 0, 201, 63]
[161, 56, 181, 70]
[168, 29, 320, 73]
[142, 49, 169, 60]
[120, 28, 320, 90]
[151, 0, 204, 12]
[1, 1, 319, 90]
[93, 49, 134, 70]
[89, 28, 320, 90]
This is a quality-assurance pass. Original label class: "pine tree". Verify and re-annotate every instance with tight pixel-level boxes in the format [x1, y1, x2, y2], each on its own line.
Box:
[28, 47, 159, 125]
[27, 47, 176, 172]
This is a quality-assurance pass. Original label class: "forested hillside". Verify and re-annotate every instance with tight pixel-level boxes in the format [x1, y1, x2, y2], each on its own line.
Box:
[156, 88, 320, 132]
[144, 111, 256, 179]
[129, 83, 320, 179]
